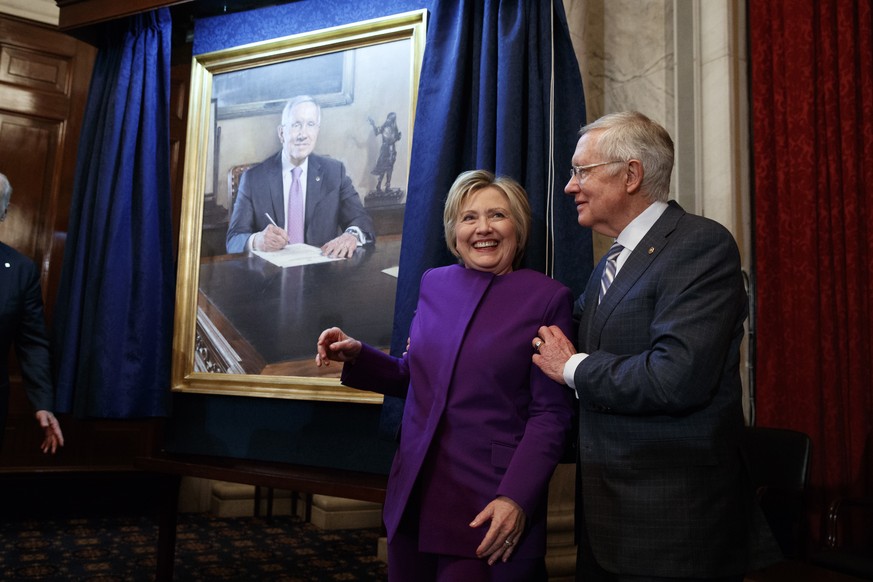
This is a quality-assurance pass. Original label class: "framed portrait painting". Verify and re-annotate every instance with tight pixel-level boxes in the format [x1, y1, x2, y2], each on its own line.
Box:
[171, 10, 427, 403]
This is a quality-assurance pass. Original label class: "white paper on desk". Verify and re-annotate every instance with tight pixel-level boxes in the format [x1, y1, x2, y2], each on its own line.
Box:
[252, 244, 342, 268]
[382, 266, 399, 278]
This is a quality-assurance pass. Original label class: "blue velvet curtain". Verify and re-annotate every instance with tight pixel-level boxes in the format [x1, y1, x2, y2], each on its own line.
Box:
[52, 9, 174, 418]
[381, 0, 589, 435]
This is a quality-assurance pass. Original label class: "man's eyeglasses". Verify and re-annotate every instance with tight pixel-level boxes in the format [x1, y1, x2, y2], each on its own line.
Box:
[569, 160, 625, 186]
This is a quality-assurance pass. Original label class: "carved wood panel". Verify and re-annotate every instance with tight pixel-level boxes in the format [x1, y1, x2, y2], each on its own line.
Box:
[0, 16, 95, 314]
[0, 114, 57, 263]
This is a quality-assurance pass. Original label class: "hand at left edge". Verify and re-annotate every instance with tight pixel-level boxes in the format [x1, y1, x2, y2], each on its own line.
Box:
[35, 410, 64, 454]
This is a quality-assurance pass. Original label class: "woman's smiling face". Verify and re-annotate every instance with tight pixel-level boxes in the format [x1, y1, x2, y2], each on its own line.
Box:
[454, 186, 518, 275]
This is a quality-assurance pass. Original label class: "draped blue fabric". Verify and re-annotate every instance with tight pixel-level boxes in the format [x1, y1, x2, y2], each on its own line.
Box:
[52, 9, 174, 418]
[381, 0, 590, 435]
[193, 1, 434, 51]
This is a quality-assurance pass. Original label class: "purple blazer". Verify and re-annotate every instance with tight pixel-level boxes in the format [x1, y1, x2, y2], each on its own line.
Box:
[342, 265, 574, 559]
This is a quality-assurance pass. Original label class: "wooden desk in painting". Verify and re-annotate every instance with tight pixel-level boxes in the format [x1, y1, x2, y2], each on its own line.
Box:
[195, 236, 401, 377]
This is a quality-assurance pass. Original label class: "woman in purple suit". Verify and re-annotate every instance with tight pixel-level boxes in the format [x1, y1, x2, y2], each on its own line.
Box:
[316, 170, 574, 581]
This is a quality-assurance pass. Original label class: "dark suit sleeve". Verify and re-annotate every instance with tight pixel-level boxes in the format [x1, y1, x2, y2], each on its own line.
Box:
[226, 168, 264, 253]
[304, 157, 376, 247]
[334, 167, 375, 243]
[576, 223, 747, 415]
[14, 262, 54, 412]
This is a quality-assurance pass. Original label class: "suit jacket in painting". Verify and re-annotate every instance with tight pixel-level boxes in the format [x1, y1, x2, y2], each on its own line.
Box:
[342, 265, 574, 559]
[573, 201, 779, 577]
[0, 242, 53, 440]
[225, 152, 376, 253]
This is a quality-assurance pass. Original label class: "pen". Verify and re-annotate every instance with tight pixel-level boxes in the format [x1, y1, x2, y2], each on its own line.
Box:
[265, 213, 278, 227]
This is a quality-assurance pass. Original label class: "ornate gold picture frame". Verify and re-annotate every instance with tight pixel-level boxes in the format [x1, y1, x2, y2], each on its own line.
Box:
[172, 10, 427, 402]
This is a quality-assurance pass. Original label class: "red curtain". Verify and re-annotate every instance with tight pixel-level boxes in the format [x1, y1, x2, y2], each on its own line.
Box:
[750, 0, 873, 542]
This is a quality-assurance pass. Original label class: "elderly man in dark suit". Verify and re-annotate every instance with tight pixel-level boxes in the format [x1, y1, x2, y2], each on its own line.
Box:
[0, 173, 64, 455]
[225, 95, 375, 258]
[532, 112, 778, 581]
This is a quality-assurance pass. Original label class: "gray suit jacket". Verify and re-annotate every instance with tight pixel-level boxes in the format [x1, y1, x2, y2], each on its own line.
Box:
[225, 152, 375, 253]
[573, 201, 778, 576]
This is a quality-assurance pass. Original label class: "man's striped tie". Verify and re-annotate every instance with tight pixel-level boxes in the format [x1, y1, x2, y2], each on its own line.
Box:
[599, 242, 624, 303]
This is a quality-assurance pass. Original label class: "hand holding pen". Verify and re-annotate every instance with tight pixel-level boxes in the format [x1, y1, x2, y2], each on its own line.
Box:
[253, 212, 288, 252]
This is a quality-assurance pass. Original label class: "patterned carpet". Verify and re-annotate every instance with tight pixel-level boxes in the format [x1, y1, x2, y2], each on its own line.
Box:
[0, 513, 387, 581]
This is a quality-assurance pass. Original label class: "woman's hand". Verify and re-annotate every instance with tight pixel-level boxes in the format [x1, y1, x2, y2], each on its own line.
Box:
[316, 327, 362, 367]
[470, 495, 526, 565]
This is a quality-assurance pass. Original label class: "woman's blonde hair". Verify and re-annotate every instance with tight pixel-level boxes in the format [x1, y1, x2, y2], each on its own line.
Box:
[443, 170, 531, 270]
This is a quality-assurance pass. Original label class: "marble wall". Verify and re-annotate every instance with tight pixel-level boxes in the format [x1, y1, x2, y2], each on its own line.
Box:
[565, 0, 674, 130]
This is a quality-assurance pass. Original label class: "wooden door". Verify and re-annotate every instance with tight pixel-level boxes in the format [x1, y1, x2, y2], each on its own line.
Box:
[0, 15, 94, 313]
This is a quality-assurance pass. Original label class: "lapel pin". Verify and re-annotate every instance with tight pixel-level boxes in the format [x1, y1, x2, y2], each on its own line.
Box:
[648, 247, 655, 255]
[4, 262, 10, 268]
[315, 176, 321, 182]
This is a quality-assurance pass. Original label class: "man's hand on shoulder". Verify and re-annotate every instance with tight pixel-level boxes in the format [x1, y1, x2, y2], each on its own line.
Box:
[531, 325, 577, 384]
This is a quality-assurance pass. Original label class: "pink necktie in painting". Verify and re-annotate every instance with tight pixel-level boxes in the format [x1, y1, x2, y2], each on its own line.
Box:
[286, 166, 304, 244]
